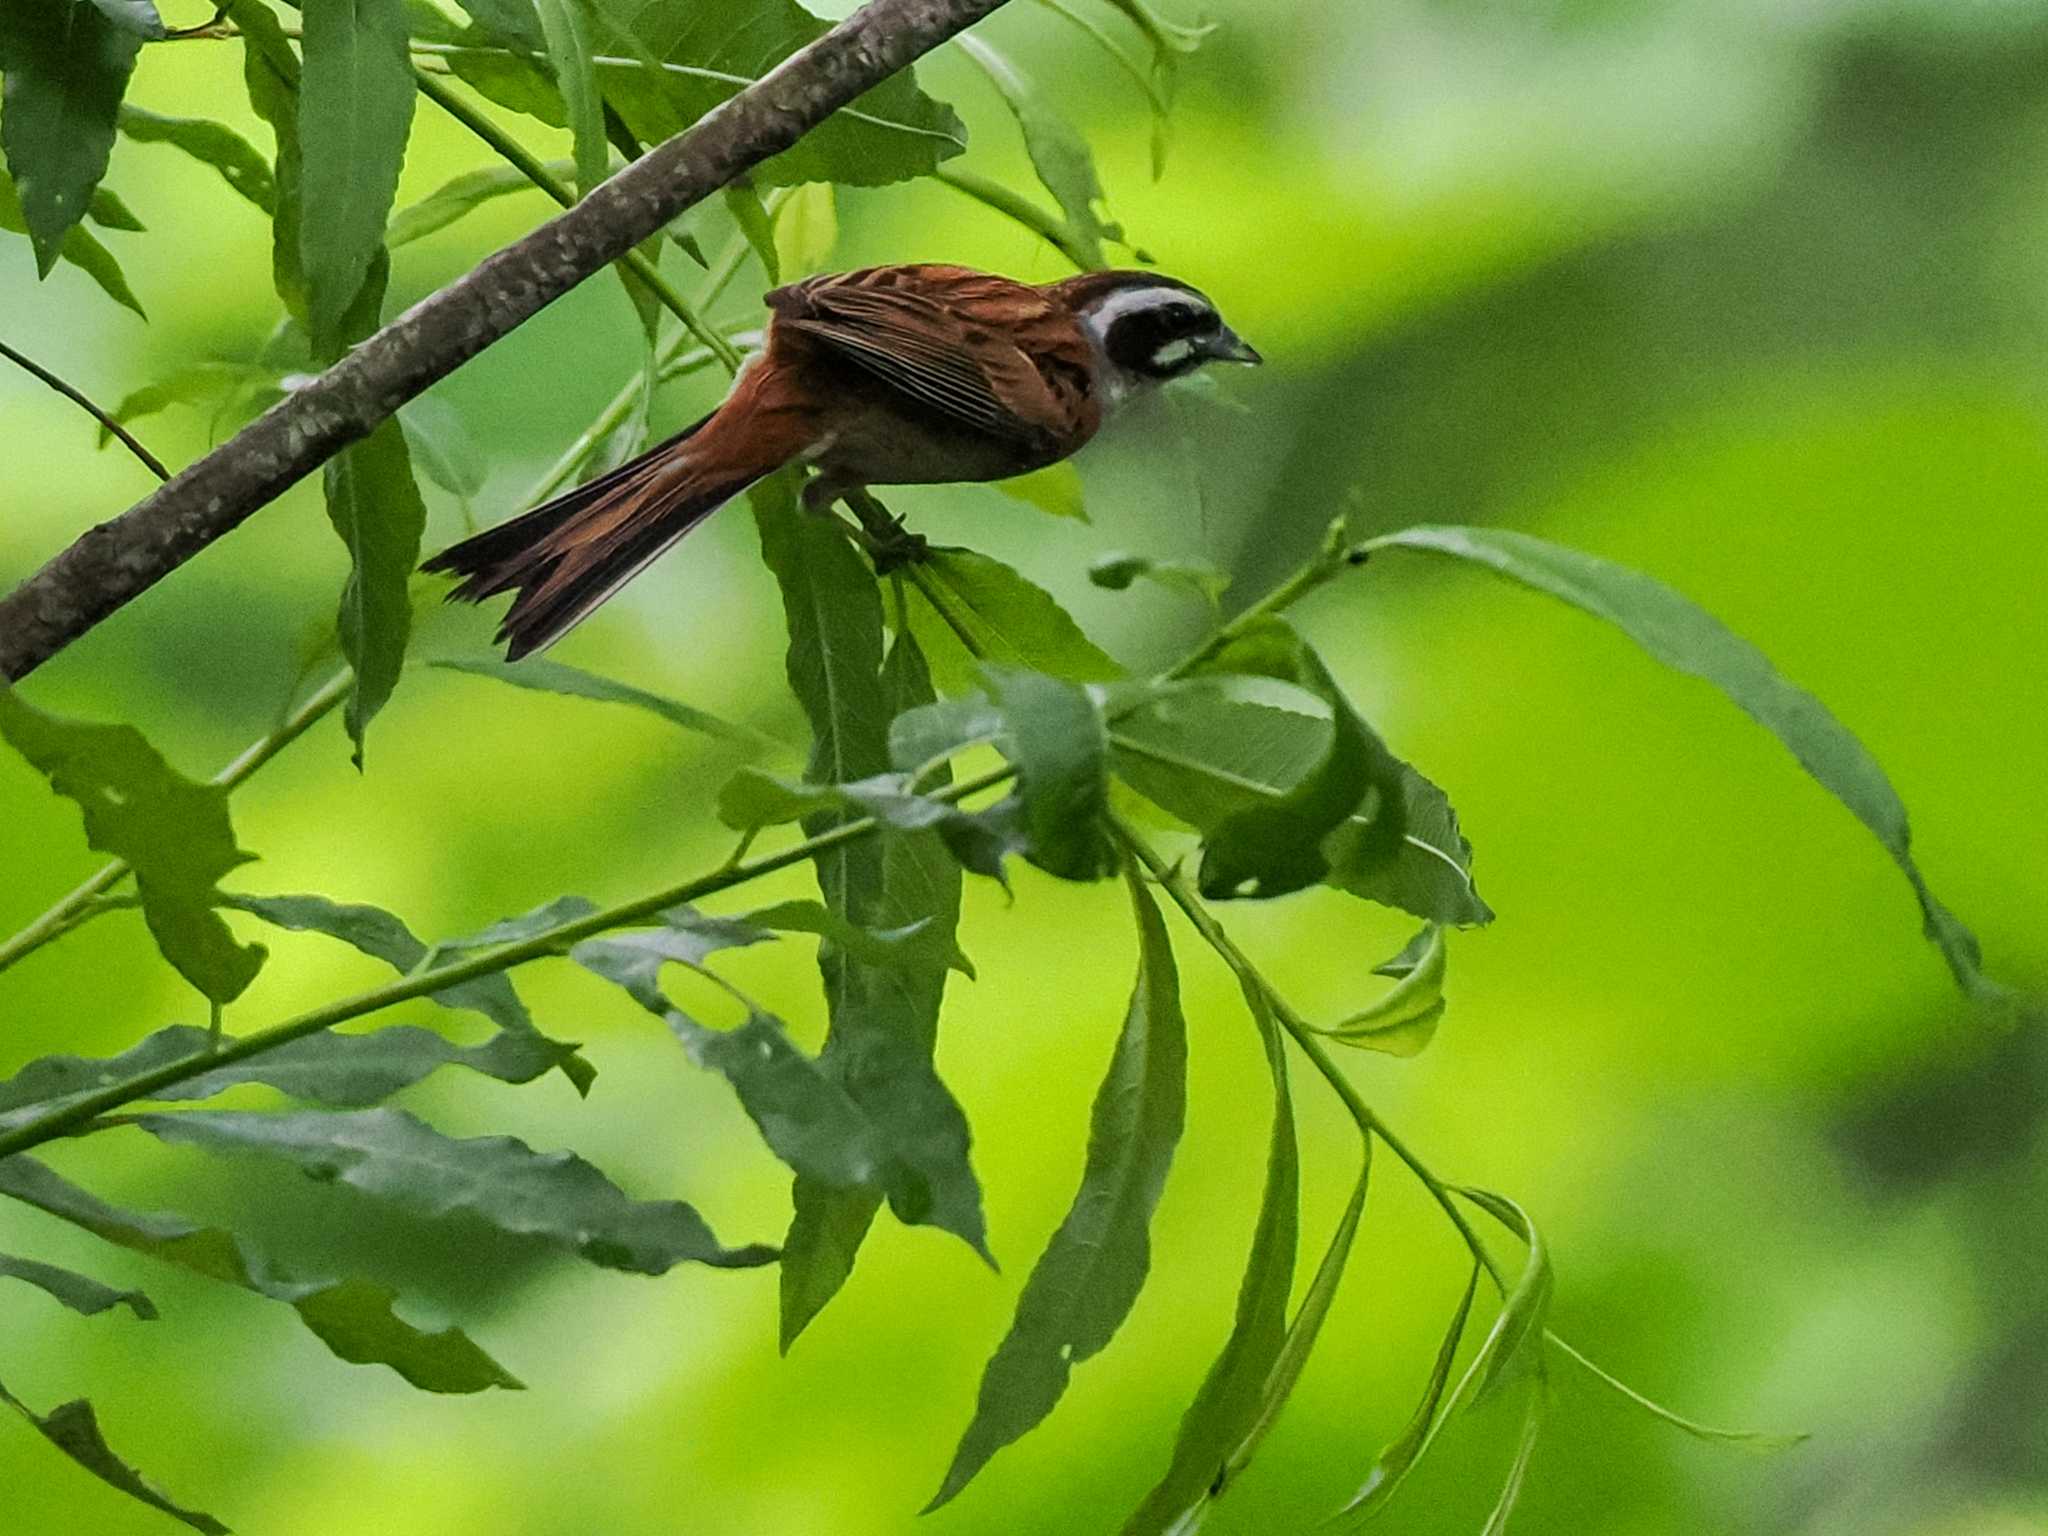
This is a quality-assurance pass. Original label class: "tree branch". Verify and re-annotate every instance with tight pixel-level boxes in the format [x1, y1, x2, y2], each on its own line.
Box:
[0, 0, 1010, 682]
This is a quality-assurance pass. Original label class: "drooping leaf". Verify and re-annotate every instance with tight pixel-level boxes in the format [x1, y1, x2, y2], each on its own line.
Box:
[398, 396, 488, 513]
[996, 460, 1089, 523]
[1089, 550, 1227, 603]
[0, 165, 143, 314]
[1122, 973, 1299, 1533]
[97, 361, 285, 450]
[929, 866, 1187, 1508]
[1036, 0, 1173, 177]
[0, 1253, 155, 1320]
[588, 0, 966, 189]
[322, 261, 429, 766]
[386, 158, 566, 247]
[0, 685, 265, 1005]
[115, 105, 276, 214]
[772, 178, 836, 279]
[1457, 1188, 1553, 1408]
[83, 183, 141, 230]
[1334, 1263, 1482, 1524]
[529, 0, 606, 195]
[0, 1377, 227, 1535]
[955, 33, 1120, 268]
[722, 180, 780, 283]
[1480, 1381, 1548, 1536]
[0, 0, 142, 275]
[297, 0, 416, 354]
[441, 43, 565, 127]
[982, 667, 1118, 882]
[1548, 1334, 1806, 1450]
[432, 655, 771, 747]
[0, 1156, 521, 1392]
[129, 1107, 776, 1271]
[905, 547, 1123, 695]
[1368, 524, 1999, 999]
[1316, 924, 1446, 1057]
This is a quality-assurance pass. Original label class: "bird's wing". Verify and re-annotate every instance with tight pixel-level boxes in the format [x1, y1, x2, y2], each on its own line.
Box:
[769, 266, 1084, 444]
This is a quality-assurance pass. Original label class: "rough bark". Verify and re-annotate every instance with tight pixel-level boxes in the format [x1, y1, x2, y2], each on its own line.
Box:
[0, 0, 1009, 681]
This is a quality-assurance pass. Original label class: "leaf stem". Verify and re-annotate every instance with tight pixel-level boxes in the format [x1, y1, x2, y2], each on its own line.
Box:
[1163, 514, 1368, 680]
[931, 165, 1093, 271]
[0, 767, 1016, 1162]
[0, 337, 170, 482]
[410, 68, 744, 374]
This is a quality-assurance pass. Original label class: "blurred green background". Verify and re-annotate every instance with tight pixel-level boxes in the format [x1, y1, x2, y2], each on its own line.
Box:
[4, 0, 2047, 1531]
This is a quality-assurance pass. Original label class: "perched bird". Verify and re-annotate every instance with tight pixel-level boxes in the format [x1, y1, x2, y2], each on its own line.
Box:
[423, 263, 1261, 658]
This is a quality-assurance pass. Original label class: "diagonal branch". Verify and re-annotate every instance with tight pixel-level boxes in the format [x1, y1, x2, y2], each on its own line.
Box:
[0, 0, 1010, 682]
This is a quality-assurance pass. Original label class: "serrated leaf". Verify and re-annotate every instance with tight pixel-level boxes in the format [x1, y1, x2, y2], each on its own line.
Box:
[0, 1156, 519, 1392]
[1317, 924, 1446, 1057]
[115, 105, 276, 214]
[1369, 524, 2000, 1000]
[323, 268, 429, 765]
[905, 546, 1123, 695]
[956, 34, 1118, 268]
[386, 158, 566, 248]
[433, 655, 769, 747]
[228, 0, 306, 323]
[1089, 550, 1227, 602]
[929, 866, 1186, 1508]
[772, 178, 835, 278]
[1333, 1263, 1482, 1524]
[0, 1377, 226, 1535]
[0, 1252, 156, 1320]
[298, 0, 416, 354]
[0, 686, 265, 1005]
[1121, 971, 1297, 1534]
[0, 0, 142, 275]
[128, 1107, 776, 1271]
[588, 0, 966, 189]
[982, 667, 1117, 882]
[0, 165, 143, 315]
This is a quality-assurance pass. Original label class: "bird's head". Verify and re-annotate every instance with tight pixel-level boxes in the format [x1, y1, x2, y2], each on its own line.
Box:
[1058, 271, 1262, 398]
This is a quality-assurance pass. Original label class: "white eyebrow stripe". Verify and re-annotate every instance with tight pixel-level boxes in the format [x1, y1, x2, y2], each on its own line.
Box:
[1079, 285, 1214, 343]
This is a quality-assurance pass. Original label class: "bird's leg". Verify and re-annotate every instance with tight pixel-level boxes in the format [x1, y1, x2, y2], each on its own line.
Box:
[842, 488, 930, 574]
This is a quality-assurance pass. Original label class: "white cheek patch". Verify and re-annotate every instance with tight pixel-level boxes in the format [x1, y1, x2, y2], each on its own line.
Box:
[1150, 338, 1197, 371]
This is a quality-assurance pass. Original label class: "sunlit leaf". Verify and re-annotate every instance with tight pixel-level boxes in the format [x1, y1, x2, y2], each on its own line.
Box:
[433, 655, 771, 747]
[930, 866, 1187, 1508]
[1367, 524, 2000, 1000]
[0, 1156, 521, 1392]
[297, 0, 415, 353]
[0, 1377, 226, 1535]
[1316, 924, 1446, 1056]
[116, 105, 276, 214]
[1121, 974, 1298, 1533]
[772, 178, 836, 279]
[0, 0, 142, 274]
[0, 1253, 155, 1320]
[723, 180, 780, 283]
[904, 546, 1123, 694]
[0, 685, 265, 1005]
[992, 460, 1088, 524]
[129, 1107, 776, 1271]
[1457, 1188, 1553, 1408]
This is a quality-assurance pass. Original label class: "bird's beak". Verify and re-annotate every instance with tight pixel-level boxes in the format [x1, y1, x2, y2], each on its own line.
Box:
[1206, 327, 1263, 366]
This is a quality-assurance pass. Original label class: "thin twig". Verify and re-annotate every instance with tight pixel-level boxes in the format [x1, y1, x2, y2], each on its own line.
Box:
[0, 338, 170, 482]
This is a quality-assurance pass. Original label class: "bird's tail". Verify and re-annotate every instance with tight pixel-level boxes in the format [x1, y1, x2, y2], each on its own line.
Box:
[423, 411, 786, 660]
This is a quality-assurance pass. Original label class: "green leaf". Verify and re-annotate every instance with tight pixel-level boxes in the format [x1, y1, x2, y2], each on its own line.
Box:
[398, 396, 487, 504]
[115, 105, 276, 214]
[446, 0, 543, 50]
[0, 1155, 520, 1392]
[0, 685, 265, 1005]
[888, 691, 1006, 773]
[1089, 550, 1228, 603]
[1036, 0, 1173, 177]
[228, 0, 307, 323]
[82, 0, 165, 37]
[1457, 1188, 1553, 1408]
[323, 274, 429, 765]
[1316, 924, 1446, 1057]
[929, 866, 1187, 1508]
[84, 183, 141, 230]
[442, 44, 565, 127]
[530, 0, 606, 195]
[1324, 762, 1493, 928]
[723, 180, 780, 283]
[0, 1377, 226, 1535]
[588, 0, 966, 188]
[1368, 524, 1998, 999]
[432, 655, 770, 748]
[1334, 1263, 1482, 1523]
[228, 890, 594, 1092]
[1481, 1382, 1547, 1536]
[996, 460, 1089, 524]
[1547, 1334, 1807, 1451]
[672, 1012, 888, 1188]
[0, 0, 142, 275]
[0, 164, 143, 315]
[772, 178, 835, 278]
[98, 361, 284, 449]
[128, 1107, 776, 1271]
[1198, 643, 1377, 901]
[298, 0, 416, 354]
[982, 667, 1117, 882]
[905, 547, 1123, 694]
[955, 34, 1119, 269]
[386, 158, 566, 247]
[0, 1253, 155, 1320]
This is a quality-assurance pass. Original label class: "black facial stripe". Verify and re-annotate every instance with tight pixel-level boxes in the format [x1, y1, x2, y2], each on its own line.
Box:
[1103, 302, 1220, 376]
